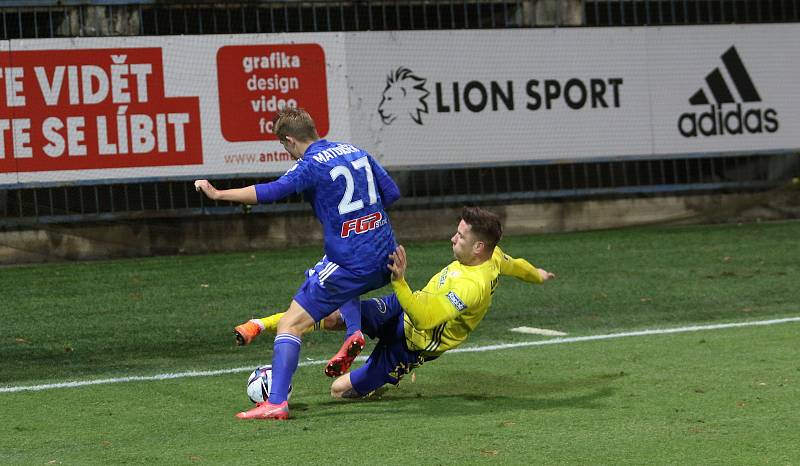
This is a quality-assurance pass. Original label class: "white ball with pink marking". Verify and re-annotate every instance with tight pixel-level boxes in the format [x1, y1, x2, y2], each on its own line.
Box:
[246, 365, 292, 403]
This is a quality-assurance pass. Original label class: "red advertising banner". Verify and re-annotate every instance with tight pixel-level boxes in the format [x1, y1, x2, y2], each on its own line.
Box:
[0, 48, 202, 174]
[216, 44, 329, 142]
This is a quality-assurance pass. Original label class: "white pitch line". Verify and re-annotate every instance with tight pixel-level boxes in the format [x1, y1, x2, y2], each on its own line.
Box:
[2, 316, 799, 394]
[509, 326, 568, 336]
[450, 316, 800, 353]
[0, 359, 336, 394]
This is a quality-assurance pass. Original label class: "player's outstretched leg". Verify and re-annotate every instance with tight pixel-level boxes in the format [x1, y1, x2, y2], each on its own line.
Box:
[235, 401, 289, 420]
[324, 329, 366, 378]
[235, 313, 332, 345]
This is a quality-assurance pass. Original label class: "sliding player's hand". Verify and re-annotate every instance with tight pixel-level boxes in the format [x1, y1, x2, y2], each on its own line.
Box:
[538, 268, 556, 282]
[388, 245, 407, 281]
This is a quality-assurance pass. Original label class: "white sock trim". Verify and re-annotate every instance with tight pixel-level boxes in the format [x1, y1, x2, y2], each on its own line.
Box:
[250, 319, 266, 330]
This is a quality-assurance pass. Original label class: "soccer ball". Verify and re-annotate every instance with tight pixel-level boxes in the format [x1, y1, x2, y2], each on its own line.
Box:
[246, 365, 292, 403]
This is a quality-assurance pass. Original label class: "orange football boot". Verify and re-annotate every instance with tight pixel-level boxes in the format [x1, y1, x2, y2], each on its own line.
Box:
[233, 320, 262, 346]
[235, 401, 289, 420]
[324, 330, 365, 377]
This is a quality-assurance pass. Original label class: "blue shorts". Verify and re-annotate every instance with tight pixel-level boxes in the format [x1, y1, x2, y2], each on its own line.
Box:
[350, 295, 435, 395]
[293, 256, 391, 322]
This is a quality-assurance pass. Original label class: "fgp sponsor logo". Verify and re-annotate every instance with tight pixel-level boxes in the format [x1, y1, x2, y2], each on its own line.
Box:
[378, 67, 623, 126]
[446, 291, 468, 312]
[678, 46, 778, 138]
[340, 211, 385, 238]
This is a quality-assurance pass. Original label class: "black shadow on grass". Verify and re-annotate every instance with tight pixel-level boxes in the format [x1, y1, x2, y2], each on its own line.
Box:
[304, 370, 624, 419]
[306, 387, 615, 420]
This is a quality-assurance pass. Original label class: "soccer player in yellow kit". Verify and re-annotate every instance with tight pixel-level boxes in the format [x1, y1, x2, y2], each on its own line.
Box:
[238, 206, 555, 399]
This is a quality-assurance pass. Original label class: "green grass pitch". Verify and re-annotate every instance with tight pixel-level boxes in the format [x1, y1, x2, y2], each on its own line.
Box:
[1, 221, 799, 464]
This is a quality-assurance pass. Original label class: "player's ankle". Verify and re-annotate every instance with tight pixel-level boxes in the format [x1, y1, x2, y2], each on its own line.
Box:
[250, 319, 266, 331]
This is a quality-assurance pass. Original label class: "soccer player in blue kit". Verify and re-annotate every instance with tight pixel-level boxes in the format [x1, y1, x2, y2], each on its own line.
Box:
[194, 108, 399, 420]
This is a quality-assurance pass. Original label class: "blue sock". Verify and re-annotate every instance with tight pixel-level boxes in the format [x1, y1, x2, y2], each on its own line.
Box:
[268, 333, 301, 404]
[338, 298, 361, 338]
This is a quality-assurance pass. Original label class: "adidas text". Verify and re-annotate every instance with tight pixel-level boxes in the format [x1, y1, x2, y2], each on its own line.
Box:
[677, 104, 778, 138]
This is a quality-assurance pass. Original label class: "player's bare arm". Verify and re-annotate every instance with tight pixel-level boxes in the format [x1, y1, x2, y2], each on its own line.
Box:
[194, 179, 258, 204]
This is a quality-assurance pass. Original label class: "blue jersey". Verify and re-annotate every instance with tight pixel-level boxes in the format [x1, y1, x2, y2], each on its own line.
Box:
[255, 140, 399, 276]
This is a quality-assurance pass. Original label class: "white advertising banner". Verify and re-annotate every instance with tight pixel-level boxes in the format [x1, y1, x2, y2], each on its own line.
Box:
[0, 33, 348, 186]
[645, 24, 800, 155]
[346, 25, 800, 167]
[346, 28, 654, 167]
[0, 25, 798, 187]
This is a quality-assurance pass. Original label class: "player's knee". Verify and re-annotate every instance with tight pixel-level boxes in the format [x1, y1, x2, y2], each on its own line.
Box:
[323, 311, 344, 330]
[330, 375, 351, 399]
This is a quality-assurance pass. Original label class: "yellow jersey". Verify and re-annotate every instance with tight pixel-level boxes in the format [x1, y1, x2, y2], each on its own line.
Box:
[390, 246, 544, 357]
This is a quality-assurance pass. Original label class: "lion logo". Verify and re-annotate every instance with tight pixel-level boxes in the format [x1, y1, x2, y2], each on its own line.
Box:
[378, 67, 430, 125]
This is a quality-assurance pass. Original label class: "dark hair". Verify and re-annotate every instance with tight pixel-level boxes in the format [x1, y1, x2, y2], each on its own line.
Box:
[460, 206, 502, 252]
[272, 108, 320, 142]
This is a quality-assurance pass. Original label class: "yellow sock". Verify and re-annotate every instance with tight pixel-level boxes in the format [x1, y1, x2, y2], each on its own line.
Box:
[257, 312, 322, 334]
[258, 313, 283, 332]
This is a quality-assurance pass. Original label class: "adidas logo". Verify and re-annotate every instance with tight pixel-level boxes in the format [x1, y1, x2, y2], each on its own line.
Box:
[678, 46, 778, 138]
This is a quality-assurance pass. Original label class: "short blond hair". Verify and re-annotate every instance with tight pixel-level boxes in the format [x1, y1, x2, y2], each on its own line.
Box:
[272, 108, 320, 143]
